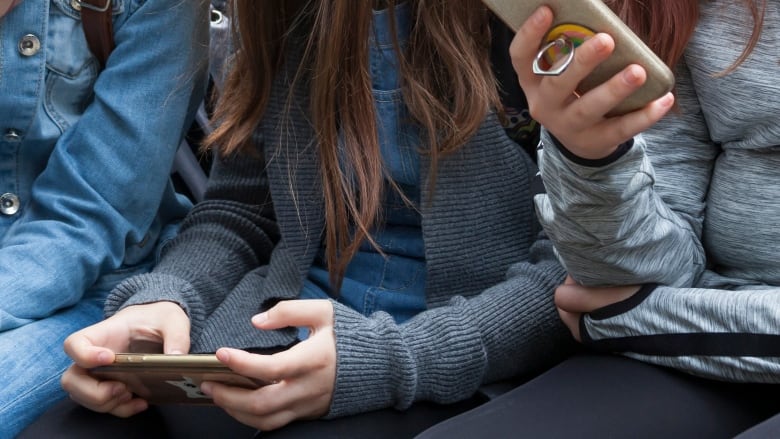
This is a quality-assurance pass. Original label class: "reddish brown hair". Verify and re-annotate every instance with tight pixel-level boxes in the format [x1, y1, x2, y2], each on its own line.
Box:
[207, 0, 499, 290]
[607, 0, 767, 75]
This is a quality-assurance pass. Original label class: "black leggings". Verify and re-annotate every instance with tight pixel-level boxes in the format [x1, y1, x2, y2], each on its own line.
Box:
[23, 355, 780, 438]
[20, 392, 483, 439]
[416, 354, 780, 439]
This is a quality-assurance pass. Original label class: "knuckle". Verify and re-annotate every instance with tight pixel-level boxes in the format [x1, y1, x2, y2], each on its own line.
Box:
[267, 301, 289, 319]
[62, 335, 79, 355]
[570, 103, 590, 121]
[260, 413, 293, 432]
[112, 406, 137, 418]
[616, 122, 636, 142]
[60, 371, 74, 391]
[553, 287, 569, 308]
[266, 363, 285, 379]
[248, 397, 271, 415]
[210, 390, 226, 407]
[310, 355, 329, 371]
[526, 100, 545, 121]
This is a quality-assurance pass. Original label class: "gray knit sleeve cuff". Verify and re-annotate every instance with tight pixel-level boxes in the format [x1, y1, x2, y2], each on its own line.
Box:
[325, 298, 490, 419]
[325, 302, 417, 419]
[104, 273, 206, 334]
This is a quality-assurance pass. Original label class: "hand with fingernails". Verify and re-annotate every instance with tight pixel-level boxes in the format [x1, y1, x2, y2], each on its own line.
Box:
[509, 6, 674, 160]
[61, 299, 336, 431]
[554, 276, 641, 341]
[200, 300, 336, 431]
[61, 301, 191, 417]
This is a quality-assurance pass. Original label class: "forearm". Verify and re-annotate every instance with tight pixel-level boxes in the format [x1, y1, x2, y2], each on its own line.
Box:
[536, 132, 705, 287]
[0, 0, 209, 325]
[327, 239, 573, 417]
[106, 151, 280, 337]
[582, 282, 780, 382]
[535, 61, 716, 288]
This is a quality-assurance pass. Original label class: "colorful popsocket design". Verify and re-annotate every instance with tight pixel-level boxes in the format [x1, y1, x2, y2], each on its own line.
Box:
[541, 23, 596, 68]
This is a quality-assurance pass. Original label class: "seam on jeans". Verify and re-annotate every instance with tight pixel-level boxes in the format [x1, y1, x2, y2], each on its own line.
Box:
[0, 364, 69, 413]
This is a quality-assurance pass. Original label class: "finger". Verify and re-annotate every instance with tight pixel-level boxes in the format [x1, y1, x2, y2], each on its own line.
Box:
[61, 365, 147, 416]
[209, 381, 323, 430]
[563, 275, 578, 285]
[227, 408, 297, 432]
[106, 399, 149, 418]
[541, 33, 616, 106]
[63, 330, 117, 368]
[568, 62, 647, 121]
[555, 283, 594, 311]
[601, 91, 675, 140]
[123, 301, 191, 354]
[159, 309, 191, 355]
[224, 404, 298, 432]
[61, 364, 123, 404]
[216, 341, 330, 382]
[557, 308, 582, 342]
[510, 6, 554, 85]
[252, 300, 333, 330]
[555, 283, 639, 312]
[204, 380, 282, 417]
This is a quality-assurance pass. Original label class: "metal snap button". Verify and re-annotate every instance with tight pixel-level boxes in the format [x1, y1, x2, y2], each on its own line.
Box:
[0, 193, 20, 216]
[71, 0, 82, 10]
[3, 129, 22, 142]
[18, 34, 41, 57]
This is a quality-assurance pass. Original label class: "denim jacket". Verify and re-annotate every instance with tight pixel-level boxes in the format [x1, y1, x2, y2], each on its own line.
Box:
[0, 0, 208, 330]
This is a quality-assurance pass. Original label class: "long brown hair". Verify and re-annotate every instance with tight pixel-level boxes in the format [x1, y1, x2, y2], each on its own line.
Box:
[207, 0, 500, 290]
[607, 0, 767, 75]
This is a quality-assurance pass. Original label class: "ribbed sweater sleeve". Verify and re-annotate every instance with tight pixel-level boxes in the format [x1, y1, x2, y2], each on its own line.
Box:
[326, 238, 572, 418]
[105, 148, 281, 341]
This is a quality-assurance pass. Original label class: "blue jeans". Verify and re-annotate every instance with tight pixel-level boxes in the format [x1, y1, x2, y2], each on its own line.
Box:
[0, 253, 160, 438]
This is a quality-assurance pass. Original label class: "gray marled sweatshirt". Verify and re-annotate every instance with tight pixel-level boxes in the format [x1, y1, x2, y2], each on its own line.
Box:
[104, 41, 571, 417]
[535, 2, 780, 382]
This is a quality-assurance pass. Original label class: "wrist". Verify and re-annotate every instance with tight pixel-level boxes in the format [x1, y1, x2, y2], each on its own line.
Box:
[549, 134, 634, 167]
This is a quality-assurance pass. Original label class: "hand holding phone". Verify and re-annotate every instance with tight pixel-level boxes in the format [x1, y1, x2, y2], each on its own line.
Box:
[492, 3, 675, 160]
[62, 301, 196, 414]
[485, 0, 674, 116]
[89, 352, 276, 405]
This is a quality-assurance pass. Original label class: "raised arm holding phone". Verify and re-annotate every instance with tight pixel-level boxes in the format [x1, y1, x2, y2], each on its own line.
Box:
[419, 1, 780, 437]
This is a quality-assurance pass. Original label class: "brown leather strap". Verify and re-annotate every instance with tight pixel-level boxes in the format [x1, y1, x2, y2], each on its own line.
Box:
[80, 0, 115, 69]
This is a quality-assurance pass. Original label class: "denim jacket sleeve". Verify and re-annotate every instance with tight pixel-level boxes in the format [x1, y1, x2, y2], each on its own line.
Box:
[0, 0, 209, 330]
[105, 146, 282, 342]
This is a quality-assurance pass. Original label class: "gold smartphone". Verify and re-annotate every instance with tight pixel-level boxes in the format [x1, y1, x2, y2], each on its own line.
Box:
[90, 354, 268, 405]
[484, 0, 675, 115]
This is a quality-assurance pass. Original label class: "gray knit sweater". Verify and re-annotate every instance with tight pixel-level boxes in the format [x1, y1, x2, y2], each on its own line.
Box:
[105, 42, 571, 417]
[535, 2, 780, 382]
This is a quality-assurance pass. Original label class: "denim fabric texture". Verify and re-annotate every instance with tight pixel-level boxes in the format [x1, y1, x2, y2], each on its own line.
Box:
[0, 0, 208, 435]
[305, 3, 427, 326]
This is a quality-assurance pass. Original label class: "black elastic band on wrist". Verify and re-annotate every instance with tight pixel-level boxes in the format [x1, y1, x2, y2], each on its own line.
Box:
[548, 134, 634, 167]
